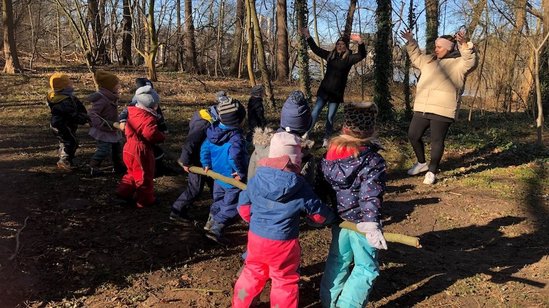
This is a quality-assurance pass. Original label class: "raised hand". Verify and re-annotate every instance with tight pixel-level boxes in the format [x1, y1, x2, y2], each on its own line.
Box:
[350, 33, 363, 44]
[400, 29, 413, 42]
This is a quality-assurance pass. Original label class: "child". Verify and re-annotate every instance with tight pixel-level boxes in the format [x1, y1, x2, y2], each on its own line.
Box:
[87, 70, 125, 176]
[246, 84, 267, 142]
[46, 72, 90, 169]
[319, 102, 387, 308]
[169, 91, 228, 222]
[116, 85, 165, 208]
[233, 134, 336, 308]
[119, 78, 170, 177]
[247, 90, 314, 182]
[200, 98, 247, 243]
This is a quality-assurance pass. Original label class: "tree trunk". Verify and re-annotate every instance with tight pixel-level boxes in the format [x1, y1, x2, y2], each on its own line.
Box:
[276, 0, 289, 82]
[245, 0, 255, 85]
[424, 0, 439, 54]
[184, 0, 199, 73]
[343, 0, 357, 39]
[176, 0, 184, 70]
[88, 0, 109, 64]
[374, 0, 394, 120]
[503, 0, 527, 112]
[295, 0, 311, 100]
[229, 0, 245, 76]
[145, 0, 158, 80]
[121, 0, 132, 65]
[215, 0, 225, 77]
[249, 0, 275, 108]
[2, 0, 22, 73]
[403, 0, 415, 119]
[312, 0, 324, 78]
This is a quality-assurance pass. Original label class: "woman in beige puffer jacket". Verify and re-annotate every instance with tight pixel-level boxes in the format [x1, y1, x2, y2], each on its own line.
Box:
[401, 29, 477, 184]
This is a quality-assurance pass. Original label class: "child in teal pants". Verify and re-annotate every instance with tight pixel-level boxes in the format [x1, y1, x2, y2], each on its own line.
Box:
[319, 102, 388, 307]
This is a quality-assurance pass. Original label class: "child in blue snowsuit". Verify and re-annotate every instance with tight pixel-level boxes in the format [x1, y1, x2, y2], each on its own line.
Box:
[170, 91, 228, 222]
[200, 98, 247, 243]
[233, 132, 336, 307]
[320, 102, 388, 308]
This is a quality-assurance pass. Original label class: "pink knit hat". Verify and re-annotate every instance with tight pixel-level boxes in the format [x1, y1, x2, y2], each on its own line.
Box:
[268, 132, 302, 167]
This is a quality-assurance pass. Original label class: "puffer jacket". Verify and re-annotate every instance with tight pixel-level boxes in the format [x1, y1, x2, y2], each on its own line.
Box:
[47, 93, 89, 131]
[406, 39, 477, 119]
[238, 156, 336, 240]
[88, 88, 123, 143]
[179, 106, 218, 166]
[321, 144, 386, 224]
[200, 122, 247, 187]
[307, 37, 366, 103]
[124, 106, 165, 148]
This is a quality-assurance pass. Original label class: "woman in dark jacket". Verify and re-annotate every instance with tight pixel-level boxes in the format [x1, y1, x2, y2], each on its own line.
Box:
[301, 28, 367, 146]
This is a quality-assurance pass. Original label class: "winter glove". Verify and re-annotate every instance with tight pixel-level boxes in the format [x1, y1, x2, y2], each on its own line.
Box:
[356, 222, 388, 250]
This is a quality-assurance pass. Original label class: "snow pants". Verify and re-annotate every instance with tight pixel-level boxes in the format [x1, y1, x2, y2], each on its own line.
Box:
[320, 225, 379, 308]
[233, 232, 300, 308]
[117, 143, 156, 207]
[209, 182, 240, 225]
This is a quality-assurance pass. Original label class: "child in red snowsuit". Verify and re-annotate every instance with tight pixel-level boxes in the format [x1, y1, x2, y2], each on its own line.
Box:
[116, 85, 165, 208]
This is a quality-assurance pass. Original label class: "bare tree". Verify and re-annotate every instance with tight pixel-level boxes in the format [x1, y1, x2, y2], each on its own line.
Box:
[229, 0, 245, 76]
[276, 0, 289, 82]
[2, 0, 22, 73]
[295, 0, 311, 99]
[132, 0, 159, 80]
[121, 0, 133, 65]
[343, 0, 357, 39]
[184, 0, 199, 73]
[425, 0, 439, 54]
[245, 0, 255, 84]
[249, 0, 275, 107]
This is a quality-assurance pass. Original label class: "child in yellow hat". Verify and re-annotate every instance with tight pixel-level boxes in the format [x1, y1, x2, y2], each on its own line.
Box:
[46, 72, 90, 170]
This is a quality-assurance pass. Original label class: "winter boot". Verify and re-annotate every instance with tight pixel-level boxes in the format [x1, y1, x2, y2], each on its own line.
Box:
[206, 220, 228, 245]
[203, 214, 214, 231]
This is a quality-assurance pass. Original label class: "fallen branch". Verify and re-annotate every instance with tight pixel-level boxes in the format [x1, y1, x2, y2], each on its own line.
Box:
[9, 216, 30, 261]
[173, 287, 224, 293]
[183, 164, 421, 248]
[339, 221, 421, 248]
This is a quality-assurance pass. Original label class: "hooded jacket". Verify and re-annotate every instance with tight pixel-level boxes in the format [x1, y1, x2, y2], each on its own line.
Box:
[47, 93, 89, 131]
[124, 106, 165, 148]
[321, 144, 386, 224]
[179, 106, 218, 166]
[238, 156, 336, 240]
[200, 122, 247, 187]
[307, 37, 366, 103]
[406, 39, 477, 119]
[88, 88, 123, 143]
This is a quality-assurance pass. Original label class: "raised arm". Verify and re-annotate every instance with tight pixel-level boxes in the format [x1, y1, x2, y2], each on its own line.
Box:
[302, 27, 330, 59]
[400, 30, 427, 69]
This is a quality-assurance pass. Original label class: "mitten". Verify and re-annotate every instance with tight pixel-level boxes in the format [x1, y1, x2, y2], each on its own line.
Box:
[356, 222, 388, 250]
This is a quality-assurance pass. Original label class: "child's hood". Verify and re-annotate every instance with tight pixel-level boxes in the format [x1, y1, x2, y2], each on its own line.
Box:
[47, 93, 70, 104]
[206, 123, 239, 145]
[248, 163, 303, 203]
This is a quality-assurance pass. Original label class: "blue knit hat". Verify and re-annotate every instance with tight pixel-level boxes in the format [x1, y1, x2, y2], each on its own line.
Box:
[218, 99, 246, 127]
[280, 90, 311, 135]
[134, 85, 160, 109]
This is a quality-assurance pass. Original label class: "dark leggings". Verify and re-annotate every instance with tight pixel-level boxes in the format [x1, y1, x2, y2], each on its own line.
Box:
[408, 114, 452, 173]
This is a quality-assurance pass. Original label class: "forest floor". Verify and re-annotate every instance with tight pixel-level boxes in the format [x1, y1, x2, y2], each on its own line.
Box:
[0, 70, 548, 307]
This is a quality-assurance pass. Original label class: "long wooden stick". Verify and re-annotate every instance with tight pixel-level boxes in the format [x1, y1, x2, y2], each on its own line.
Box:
[181, 162, 421, 248]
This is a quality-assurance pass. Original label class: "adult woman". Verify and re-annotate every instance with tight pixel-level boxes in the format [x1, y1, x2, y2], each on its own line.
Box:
[401, 29, 477, 184]
[301, 28, 367, 147]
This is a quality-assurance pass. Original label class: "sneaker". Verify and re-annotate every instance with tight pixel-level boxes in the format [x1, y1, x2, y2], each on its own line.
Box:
[423, 171, 436, 184]
[407, 162, 428, 175]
